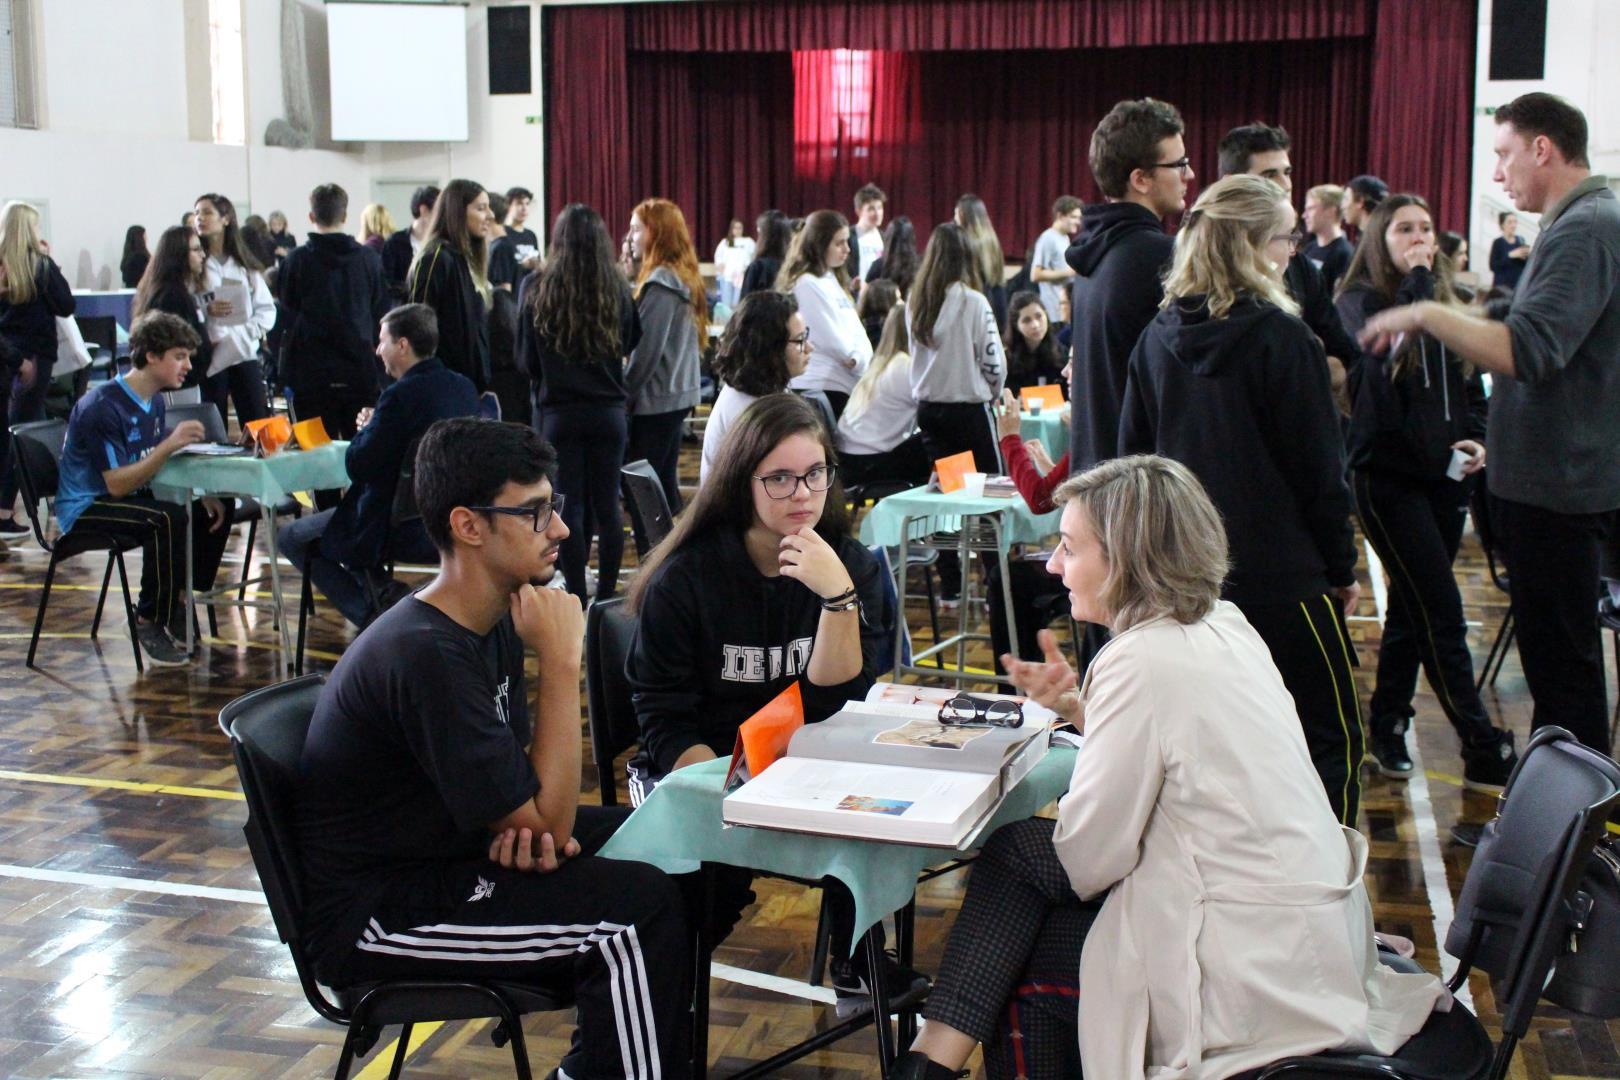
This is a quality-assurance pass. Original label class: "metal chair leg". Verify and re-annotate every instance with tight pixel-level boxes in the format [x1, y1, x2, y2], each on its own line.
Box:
[239, 514, 258, 602]
[114, 549, 142, 673]
[808, 891, 833, 987]
[26, 553, 60, 668]
[295, 567, 314, 677]
[90, 553, 115, 638]
[386, 1023, 412, 1080]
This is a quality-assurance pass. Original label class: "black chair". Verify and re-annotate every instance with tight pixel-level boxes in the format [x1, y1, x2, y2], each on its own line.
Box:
[165, 402, 302, 632]
[220, 675, 571, 1080]
[295, 438, 429, 676]
[585, 597, 641, 806]
[1600, 596, 1620, 746]
[621, 458, 674, 558]
[1260, 726, 1620, 1080]
[793, 388, 839, 437]
[76, 315, 119, 380]
[12, 419, 145, 672]
[1469, 485, 1515, 691]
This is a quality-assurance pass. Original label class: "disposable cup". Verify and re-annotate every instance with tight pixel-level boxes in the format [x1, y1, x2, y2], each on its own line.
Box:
[963, 472, 987, 498]
[1028, 398, 1043, 415]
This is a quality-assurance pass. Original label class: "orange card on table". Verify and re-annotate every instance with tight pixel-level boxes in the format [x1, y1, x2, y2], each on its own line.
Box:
[933, 450, 977, 494]
[1020, 385, 1065, 411]
[291, 417, 331, 449]
[722, 681, 804, 793]
[244, 415, 292, 454]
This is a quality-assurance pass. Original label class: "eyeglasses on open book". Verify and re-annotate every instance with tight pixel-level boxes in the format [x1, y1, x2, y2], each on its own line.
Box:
[937, 694, 1024, 729]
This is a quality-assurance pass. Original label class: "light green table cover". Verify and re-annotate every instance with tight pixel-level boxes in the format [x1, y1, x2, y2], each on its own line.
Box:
[857, 484, 1062, 552]
[1018, 408, 1067, 457]
[154, 441, 350, 501]
[598, 747, 1076, 942]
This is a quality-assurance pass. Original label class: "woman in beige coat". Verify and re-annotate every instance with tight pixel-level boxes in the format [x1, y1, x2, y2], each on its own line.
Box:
[895, 455, 1448, 1080]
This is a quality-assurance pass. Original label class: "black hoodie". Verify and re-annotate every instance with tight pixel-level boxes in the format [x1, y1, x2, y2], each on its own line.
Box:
[1119, 296, 1357, 605]
[1335, 267, 1487, 482]
[627, 527, 893, 778]
[407, 240, 490, 393]
[1065, 202, 1174, 471]
[278, 232, 389, 399]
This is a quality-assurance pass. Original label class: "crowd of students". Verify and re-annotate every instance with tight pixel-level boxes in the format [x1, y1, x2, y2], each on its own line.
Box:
[3, 84, 1618, 1080]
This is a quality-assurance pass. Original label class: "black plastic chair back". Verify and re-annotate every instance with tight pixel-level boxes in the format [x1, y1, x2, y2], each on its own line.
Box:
[166, 401, 231, 444]
[12, 419, 67, 546]
[620, 459, 673, 557]
[794, 388, 838, 436]
[77, 315, 118, 368]
[585, 597, 641, 805]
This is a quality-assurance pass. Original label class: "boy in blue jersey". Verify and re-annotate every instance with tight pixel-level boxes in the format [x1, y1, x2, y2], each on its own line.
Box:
[57, 311, 233, 666]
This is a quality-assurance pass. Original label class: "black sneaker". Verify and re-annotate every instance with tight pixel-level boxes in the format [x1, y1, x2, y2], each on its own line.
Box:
[136, 623, 190, 667]
[1450, 821, 1485, 848]
[828, 949, 931, 1018]
[1369, 718, 1414, 780]
[1462, 728, 1517, 793]
[0, 516, 28, 537]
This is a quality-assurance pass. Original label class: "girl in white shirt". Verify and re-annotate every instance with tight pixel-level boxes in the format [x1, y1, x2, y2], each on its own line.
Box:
[908, 222, 1004, 474]
[712, 218, 755, 309]
[700, 291, 810, 484]
[778, 210, 871, 417]
[836, 303, 927, 489]
[194, 193, 276, 428]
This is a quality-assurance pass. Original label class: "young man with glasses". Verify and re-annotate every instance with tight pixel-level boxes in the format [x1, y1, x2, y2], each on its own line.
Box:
[293, 415, 692, 1080]
[277, 303, 479, 627]
[1219, 122, 1361, 412]
[1067, 97, 1190, 474]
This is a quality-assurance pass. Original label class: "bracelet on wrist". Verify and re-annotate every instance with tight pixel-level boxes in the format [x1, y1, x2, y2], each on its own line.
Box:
[820, 588, 860, 612]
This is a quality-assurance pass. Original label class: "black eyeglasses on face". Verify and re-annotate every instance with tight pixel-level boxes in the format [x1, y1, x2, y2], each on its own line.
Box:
[466, 494, 566, 533]
[788, 331, 812, 349]
[938, 694, 1024, 729]
[755, 465, 836, 499]
[1145, 157, 1192, 174]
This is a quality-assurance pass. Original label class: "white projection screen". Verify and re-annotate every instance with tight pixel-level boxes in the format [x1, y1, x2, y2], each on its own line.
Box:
[327, 3, 470, 141]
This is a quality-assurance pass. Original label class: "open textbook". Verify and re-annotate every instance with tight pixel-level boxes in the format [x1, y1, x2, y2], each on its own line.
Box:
[721, 684, 1055, 848]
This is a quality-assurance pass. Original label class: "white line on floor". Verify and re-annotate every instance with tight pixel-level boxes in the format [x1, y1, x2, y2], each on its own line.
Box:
[1401, 740, 1471, 1009]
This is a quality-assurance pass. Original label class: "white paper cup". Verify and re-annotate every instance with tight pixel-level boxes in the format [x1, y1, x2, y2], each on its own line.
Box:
[963, 472, 987, 498]
[1027, 398, 1043, 415]
[1446, 447, 1471, 482]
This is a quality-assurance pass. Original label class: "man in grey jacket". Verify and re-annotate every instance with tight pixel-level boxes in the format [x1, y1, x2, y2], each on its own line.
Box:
[1361, 93, 1620, 754]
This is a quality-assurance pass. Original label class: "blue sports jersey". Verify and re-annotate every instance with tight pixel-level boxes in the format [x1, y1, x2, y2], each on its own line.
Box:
[56, 376, 167, 533]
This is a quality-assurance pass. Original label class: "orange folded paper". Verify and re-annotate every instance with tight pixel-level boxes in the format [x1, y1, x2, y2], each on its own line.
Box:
[244, 415, 292, 454]
[292, 417, 331, 449]
[723, 681, 804, 793]
[1019, 385, 1065, 411]
[933, 450, 977, 494]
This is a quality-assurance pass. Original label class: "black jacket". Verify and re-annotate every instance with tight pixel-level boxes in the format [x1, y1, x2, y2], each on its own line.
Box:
[516, 273, 642, 409]
[0, 256, 74, 367]
[319, 356, 480, 569]
[627, 528, 892, 778]
[141, 282, 210, 389]
[1065, 202, 1173, 471]
[379, 229, 415, 301]
[1283, 251, 1361, 375]
[488, 228, 539, 291]
[1336, 269, 1488, 482]
[1119, 295, 1357, 605]
[739, 257, 781, 300]
[120, 252, 150, 290]
[406, 241, 490, 393]
[278, 232, 389, 399]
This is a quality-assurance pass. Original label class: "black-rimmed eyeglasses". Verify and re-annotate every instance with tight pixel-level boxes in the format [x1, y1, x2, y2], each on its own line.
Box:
[1145, 157, 1192, 174]
[788, 330, 812, 350]
[754, 465, 837, 500]
[466, 494, 566, 533]
[938, 694, 1024, 729]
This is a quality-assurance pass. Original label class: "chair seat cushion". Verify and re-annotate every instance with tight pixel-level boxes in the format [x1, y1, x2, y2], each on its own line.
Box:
[333, 979, 573, 1025]
[53, 528, 144, 560]
[1267, 999, 1493, 1080]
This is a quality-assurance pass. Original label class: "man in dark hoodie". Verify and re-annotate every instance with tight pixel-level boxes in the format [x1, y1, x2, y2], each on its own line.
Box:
[1218, 123, 1361, 409]
[279, 183, 391, 444]
[1067, 98, 1190, 473]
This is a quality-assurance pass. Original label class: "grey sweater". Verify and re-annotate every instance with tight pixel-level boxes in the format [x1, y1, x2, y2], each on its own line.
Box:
[626, 265, 702, 415]
[1490, 176, 1620, 514]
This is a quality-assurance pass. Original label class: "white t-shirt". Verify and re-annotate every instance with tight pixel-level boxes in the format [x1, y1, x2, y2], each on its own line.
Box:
[700, 384, 758, 484]
[714, 237, 756, 288]
[1033, 226, 1070, 322]
[787, 272, 873, 396]
[856, 227, 884, 276]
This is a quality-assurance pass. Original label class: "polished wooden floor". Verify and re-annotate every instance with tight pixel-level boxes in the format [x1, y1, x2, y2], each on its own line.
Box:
[2, 439, 1618, 1078]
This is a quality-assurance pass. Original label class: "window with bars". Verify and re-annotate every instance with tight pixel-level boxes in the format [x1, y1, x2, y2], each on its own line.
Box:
[0, 0, 39, 129]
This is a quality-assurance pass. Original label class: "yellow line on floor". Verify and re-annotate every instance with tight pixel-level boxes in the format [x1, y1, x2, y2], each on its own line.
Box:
[354, 1022, 443, 1079]
[0, 768, 244, 801]
[1424, 769, 1465, 788]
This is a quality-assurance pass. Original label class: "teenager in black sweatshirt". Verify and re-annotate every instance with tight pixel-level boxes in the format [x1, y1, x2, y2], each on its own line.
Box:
[624, 393, 923, 1012]
[1334, 193, 1518, 791]
[406, 179, 492, 393]
[1119, 174, 1364, 827]
[1067, 98, 1189, 473]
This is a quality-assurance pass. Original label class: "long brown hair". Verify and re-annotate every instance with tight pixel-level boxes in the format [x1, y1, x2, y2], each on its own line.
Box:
[528, 203, 625, 365]
[134, 225, 205, 317]
[194, 193, 264, 272]
[633, 198, 708, 341]
[627, 394, 850, 614]
[413, 178, 491, 301]
[1337, 193, 1461, 380]
[955, 194, 1005, 295]
[776, 209, 851, 293]
[909, 222, 975, 349]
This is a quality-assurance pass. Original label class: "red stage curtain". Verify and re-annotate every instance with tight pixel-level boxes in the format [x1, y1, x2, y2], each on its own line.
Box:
[791, 50, 920, 183]
[1368, 0, 1476, 230]
[543, 6, 632, 237]
[625, 0, 1371, 52]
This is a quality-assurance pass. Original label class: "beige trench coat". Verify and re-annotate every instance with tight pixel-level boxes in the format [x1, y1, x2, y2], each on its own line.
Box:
[1053, 602, 1449, 1079]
